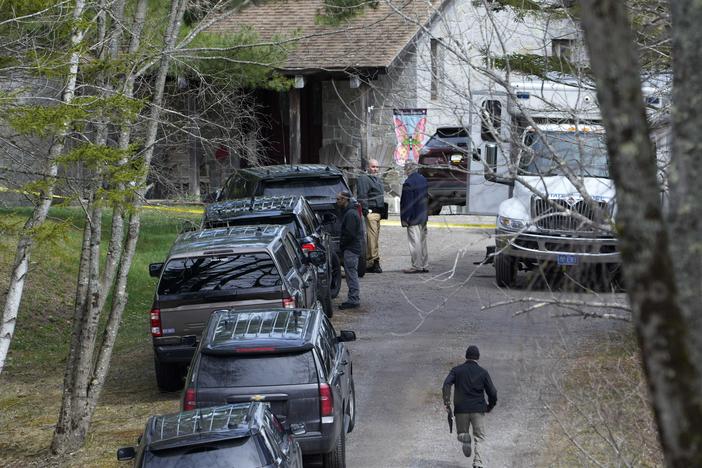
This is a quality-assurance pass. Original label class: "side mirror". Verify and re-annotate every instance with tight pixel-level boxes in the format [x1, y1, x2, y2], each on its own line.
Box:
[307, 250, 326, 267]
[117, 447, 136, 461]
[483, 144, 515, 186]
[178, 220, 199, 234]
[289, 423, 306, 436]
[149, 262, 164, 278]
[337, 330, 357, 342]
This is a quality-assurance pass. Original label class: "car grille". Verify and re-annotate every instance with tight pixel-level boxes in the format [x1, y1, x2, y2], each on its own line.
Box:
[531, 197, 610, 233]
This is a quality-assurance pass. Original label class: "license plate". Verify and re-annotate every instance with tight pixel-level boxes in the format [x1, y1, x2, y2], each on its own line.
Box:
[450, 154, 463, 164]
[557, 254, 578, 266]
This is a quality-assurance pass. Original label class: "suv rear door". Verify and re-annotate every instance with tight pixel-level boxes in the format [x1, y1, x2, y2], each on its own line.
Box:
[156, 252, 286, 339]
[193, 350, 323, 437]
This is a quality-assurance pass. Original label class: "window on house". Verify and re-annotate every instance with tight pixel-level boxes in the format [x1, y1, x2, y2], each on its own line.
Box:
[430, 38, 443, 100]
[552, 38, 576, 61]
[480, 100, 502, 142]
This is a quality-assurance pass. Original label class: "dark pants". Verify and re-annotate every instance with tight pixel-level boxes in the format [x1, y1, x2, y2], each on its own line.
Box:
[343, 250, 360, 304]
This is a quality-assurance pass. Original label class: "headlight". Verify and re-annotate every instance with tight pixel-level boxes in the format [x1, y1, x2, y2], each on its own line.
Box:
[497, 216, 527, 231]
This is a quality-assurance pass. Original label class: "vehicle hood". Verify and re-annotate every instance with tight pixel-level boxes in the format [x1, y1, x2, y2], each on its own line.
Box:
[500, 176, 616, 222]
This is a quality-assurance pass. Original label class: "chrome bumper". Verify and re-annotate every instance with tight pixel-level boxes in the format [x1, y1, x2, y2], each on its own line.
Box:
[496, 229, 620, 263]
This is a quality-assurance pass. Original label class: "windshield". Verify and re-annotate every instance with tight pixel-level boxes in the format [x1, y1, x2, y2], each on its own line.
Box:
[158, 253, 282, 296]
[424, 128, 470, 150]
[520, 131, 609, 178]
[262, 177, 348, 200]
[143, 436, 263, 467]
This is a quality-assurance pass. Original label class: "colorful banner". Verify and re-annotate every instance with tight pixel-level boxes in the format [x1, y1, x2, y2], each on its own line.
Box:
[392, 108, 427, 166]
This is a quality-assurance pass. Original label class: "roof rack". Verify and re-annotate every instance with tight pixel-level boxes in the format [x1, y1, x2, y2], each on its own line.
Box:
[212, 310, 310, 342]
[151, 404, 252, 443]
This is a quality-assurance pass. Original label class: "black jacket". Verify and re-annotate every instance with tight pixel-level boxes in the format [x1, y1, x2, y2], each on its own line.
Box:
[339, 204, 362, 255]
[442, 360, 497, 414]
[356, 173, 385, 211]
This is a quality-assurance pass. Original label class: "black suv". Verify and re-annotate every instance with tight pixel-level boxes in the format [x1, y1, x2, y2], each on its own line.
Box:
[204, 196, 340, 316]
[217, 164, 367, 277]
[117, 402, 303, 467]
[148, 225, 325, 391]
[183, 308, 356, 468]
[418, 127, 471, 215]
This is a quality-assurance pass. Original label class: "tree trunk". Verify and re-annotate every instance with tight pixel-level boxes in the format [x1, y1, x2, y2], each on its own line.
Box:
[0, 0, 87, 376]
[578, 0, 702, 465]
[50, 0, 189, 454]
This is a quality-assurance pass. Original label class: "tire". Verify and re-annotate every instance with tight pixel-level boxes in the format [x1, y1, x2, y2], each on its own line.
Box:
[322, 287, 334, 318]
[495, 253, 517, 288]
[346, 380, 356, 433]
[330, 252, 342, 299]
[154, 356, 185, 392]
[322, 426, 346, 468]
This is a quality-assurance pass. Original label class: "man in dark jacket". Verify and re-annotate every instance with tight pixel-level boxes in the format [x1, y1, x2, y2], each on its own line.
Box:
[356, 158, 385, 273]
[400, 161, 429, 273]
[336, 191, 362, 309]
[442, 345, 497, 467]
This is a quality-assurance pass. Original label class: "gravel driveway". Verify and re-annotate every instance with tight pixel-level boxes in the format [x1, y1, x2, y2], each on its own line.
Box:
[333, 221, 626, 468]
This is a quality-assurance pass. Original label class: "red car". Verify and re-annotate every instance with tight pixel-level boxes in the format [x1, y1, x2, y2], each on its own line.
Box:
[418, 127, 470, 215]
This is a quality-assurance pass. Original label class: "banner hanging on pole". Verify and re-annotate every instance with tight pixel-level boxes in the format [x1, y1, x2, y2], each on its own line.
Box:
[392, 108, 427, 166]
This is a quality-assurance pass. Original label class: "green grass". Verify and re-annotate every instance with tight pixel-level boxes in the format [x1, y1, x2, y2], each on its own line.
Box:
[0, 206, 201, 466]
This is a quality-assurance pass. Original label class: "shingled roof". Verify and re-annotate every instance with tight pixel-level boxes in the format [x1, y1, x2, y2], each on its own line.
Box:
[208, 0, 441, 73]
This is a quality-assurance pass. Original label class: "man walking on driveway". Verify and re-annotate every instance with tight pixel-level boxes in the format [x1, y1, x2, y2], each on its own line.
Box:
[400, 161, 429, 273]
[336, 191, 362, 309]
[356, 158, 385, 273]
[442, 345, 497, 468]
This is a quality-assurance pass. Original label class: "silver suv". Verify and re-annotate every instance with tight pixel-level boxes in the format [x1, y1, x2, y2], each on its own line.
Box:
[148, 225, 324, 391]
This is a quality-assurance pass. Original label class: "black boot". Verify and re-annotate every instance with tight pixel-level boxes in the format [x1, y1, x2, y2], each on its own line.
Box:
[370, 260, 382, 273]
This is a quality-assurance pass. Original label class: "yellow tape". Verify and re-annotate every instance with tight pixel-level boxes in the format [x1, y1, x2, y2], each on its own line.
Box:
[381, 220, 495, 229]
[1, 185, 495, 228]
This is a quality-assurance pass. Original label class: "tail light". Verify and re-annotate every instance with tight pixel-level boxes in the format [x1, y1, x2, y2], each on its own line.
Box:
[319, 383, 333, 417]
[183, 388, 196, 411]
[301, 242, 316, 252]
[150, 309, 162, 337]
[282, 297, 296, 309]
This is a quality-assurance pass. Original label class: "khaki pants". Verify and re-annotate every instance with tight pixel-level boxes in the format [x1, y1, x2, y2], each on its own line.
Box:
[407, 223, 428, 270]
[365, 212, 381, 265]
[455, 412, 486, 467]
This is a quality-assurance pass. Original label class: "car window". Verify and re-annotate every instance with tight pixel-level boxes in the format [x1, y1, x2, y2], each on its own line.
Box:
[283, 236, 302, 269]
[298, 204, 318, 234]
[320, 318, 337, 361]
[264, 410, 286, 445]
[142, 436, 262, 467]
[262, 427, 284, 461]
[196, 352, 316, 388]
[316, 338, 332, 377]
[158, 253, 281, 295]
[274, 246, 293, 275]
[261, 177, 348, 200]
